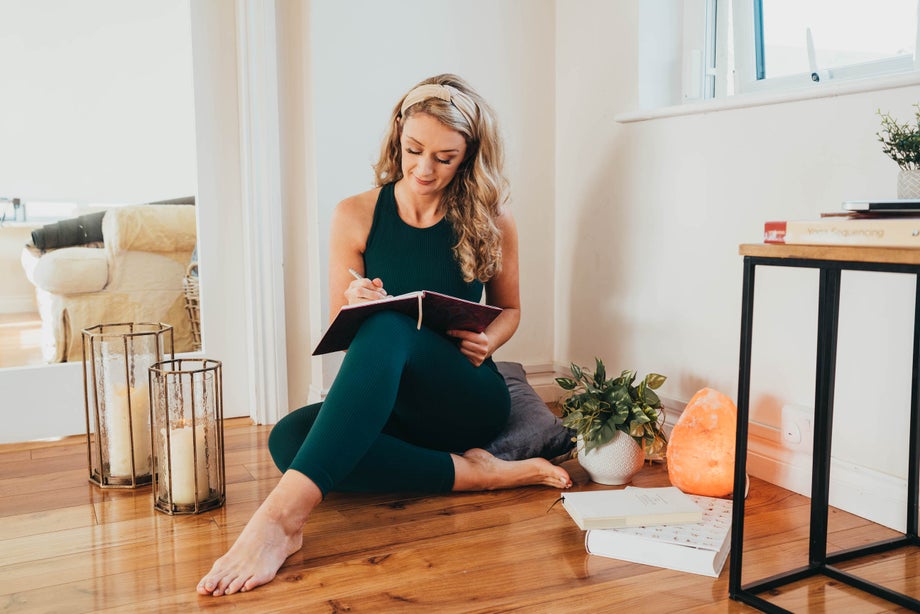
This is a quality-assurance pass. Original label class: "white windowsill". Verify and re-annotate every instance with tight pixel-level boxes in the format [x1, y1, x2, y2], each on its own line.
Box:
[616, 72, 920, 123]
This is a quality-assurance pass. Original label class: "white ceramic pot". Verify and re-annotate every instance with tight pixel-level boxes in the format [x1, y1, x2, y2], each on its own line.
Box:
[576, 431, 646, 485]
[897, 169, 920, 198]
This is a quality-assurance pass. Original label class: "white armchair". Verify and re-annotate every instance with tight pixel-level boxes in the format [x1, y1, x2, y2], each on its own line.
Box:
[20, 204, 197, 362]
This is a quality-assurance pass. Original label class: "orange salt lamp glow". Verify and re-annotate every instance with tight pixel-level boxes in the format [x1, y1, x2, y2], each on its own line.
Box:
[667, 388, 737, 497]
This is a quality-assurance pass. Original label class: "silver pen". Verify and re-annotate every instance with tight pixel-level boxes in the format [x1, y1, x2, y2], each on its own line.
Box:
[349, 268, 389, 297]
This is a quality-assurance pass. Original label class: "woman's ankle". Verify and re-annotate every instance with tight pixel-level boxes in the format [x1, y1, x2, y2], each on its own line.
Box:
[262, 469, 323, 529]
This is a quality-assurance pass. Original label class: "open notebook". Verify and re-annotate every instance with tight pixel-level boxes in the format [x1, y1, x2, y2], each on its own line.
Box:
[312, 290, 502, 355]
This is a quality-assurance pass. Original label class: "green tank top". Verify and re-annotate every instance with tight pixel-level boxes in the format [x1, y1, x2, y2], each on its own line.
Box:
[364, 182, 484, 303]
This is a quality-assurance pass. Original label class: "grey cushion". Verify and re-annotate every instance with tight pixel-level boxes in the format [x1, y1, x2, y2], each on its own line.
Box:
[485, 361, 575, 461]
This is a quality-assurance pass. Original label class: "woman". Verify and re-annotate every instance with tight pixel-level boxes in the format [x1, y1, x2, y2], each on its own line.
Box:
[197, 74, 571, 597]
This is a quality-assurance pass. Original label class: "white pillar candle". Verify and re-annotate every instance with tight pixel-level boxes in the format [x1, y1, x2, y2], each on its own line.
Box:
[106, 383, 152, 476]
[163, 422, 209, 505]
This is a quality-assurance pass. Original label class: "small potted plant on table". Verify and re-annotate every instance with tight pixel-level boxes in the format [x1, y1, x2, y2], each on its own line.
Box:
[556, 358, 667, 485]
[877, 104, 920, 198]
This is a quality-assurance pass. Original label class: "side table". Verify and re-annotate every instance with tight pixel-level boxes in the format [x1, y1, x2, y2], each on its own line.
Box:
[730, 243, 920, 612]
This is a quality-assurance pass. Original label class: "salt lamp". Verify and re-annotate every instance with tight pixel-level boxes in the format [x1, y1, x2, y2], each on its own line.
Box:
[667, 388, 736, 497]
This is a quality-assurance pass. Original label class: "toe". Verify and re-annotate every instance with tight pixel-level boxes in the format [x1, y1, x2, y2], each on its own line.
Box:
[243, 576, 266, 593]
[214, 575, 236, 597]
[224, 574, 250, 595]
[196, 577, 216, 595]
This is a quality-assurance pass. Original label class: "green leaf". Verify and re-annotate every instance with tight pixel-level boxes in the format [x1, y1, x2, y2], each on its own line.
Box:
[619, 370, 636, 386]
[628, 420, 645, 437]
[608, 403, 629, 426]
[643, 388, 661, 408]
[644, 373, 667, 390]
[609, 386, 631, 408]
[595, 420, 618, 445]
[561, 411, 582, 430]
[582, 436, 599, 454]
[594, 358, 606, 386]
[555, 377, 577, 390]
[570, 363, 584, 381]
[631, 411, 651, 425]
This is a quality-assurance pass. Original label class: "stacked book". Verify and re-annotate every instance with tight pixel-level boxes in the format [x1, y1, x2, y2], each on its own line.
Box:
[560, 486, 733, 578]
[764, 199, 920, 248]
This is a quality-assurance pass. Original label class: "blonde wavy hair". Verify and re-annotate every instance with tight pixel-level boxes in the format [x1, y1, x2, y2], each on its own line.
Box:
[373, 74, 509, 283]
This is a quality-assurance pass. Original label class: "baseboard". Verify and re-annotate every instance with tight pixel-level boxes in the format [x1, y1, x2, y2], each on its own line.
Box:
[522, 362, 561, 404]
[744, 420, 908, 531]
[659, 394, 909, 532]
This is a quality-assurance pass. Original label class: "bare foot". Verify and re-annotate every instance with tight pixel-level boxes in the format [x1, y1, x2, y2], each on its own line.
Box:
[197, 471, 322, 596]
[452, 448, 572, 491]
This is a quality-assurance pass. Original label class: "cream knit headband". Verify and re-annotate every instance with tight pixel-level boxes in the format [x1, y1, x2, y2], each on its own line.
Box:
[400, 83, 474, 127]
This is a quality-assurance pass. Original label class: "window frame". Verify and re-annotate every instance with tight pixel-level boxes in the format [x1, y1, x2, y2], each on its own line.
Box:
[730, 0, 920, 96]
[624, 0, 920, 122]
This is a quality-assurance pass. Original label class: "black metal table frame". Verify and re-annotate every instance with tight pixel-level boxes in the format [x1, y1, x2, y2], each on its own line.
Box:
[729, 254, 920, 613]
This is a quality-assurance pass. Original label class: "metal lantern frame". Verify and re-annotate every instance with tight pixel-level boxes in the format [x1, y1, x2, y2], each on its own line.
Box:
[82, 322, 174, 489]
[149, 358, 225, 515]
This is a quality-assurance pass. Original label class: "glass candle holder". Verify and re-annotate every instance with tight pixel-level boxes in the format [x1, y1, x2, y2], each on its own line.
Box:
[150, 358, 225, 514]
[82, 322, 173, 488]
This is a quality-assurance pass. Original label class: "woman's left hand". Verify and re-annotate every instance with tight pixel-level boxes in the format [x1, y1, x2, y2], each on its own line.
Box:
[446, 329, 491, 366]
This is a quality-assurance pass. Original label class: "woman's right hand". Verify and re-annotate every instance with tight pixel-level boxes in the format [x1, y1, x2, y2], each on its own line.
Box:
[344, 277, 388, 305]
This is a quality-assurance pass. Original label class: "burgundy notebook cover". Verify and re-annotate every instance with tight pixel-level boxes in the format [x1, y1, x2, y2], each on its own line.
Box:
[312, 290, 502, 355]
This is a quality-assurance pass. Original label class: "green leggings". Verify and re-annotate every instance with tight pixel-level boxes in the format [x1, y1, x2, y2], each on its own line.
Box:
[267, 311, 510, 496]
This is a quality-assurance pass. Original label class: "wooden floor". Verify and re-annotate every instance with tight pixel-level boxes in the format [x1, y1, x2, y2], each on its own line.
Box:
[1, 419, 918, 613]
[0, 311, 43, 368]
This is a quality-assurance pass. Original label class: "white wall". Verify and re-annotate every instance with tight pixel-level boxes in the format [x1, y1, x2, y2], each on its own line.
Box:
[0, 0, 196, 204]
[556, 0, 919, 498]
[306, 0, 557, 391]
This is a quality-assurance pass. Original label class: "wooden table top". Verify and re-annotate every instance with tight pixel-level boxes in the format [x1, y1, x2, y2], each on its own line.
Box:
[739, 243, 920, 266]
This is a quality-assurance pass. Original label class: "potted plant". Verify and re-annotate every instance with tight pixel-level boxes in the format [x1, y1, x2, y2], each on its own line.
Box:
[877, 104, 920, 198]
[556, 358, 667, 485]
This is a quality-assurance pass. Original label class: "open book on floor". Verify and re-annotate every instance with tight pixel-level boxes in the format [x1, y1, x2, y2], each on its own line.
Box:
[561, 486, 703, 530]
[312, 290, 502, 355]
[584, 493, 733, 577]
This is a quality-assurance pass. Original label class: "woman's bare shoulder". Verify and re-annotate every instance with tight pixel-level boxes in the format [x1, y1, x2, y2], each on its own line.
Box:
[330, 187, 382, 250]
[335, 187, 381, 221]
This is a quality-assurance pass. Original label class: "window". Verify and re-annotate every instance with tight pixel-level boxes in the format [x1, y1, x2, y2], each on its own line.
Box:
[630, 0, 920, 118]
[724, 0, 918, 97]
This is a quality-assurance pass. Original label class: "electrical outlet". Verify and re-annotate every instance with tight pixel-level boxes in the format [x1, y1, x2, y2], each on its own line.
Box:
[781, 404, 813, 452]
